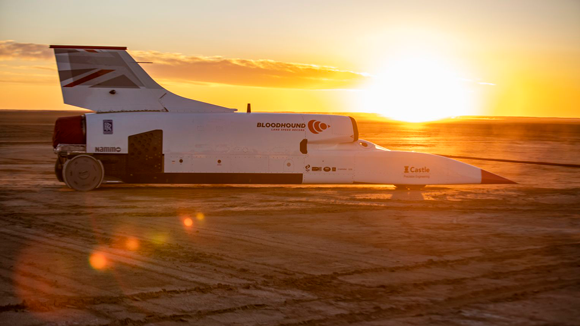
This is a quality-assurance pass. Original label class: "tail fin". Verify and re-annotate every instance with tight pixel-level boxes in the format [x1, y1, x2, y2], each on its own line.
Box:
[50, 45, 236, 113]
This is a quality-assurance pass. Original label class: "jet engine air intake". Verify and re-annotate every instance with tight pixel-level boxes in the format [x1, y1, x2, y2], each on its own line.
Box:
[300, 139, 308, 154]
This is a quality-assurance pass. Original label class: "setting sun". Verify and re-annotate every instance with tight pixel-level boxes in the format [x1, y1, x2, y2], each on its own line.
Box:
[363, 54, 477, 122]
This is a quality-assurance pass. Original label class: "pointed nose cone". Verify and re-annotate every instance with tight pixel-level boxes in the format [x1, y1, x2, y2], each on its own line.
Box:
[481, 170, 517, 184]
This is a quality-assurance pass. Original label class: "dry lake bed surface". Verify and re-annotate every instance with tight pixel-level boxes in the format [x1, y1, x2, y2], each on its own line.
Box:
[0, 110, 579, 325]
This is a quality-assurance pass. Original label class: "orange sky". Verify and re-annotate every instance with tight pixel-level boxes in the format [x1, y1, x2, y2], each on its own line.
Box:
[0, 1, 579, 121]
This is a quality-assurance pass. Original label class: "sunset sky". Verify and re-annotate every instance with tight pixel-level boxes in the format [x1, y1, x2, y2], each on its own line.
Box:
[0, 0, 579, 121]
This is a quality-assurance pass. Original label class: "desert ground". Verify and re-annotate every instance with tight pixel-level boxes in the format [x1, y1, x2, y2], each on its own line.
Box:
[0, 111, 579, 325]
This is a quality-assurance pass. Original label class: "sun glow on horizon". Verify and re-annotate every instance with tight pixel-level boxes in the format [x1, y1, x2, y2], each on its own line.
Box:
[362, 54, 479, 123]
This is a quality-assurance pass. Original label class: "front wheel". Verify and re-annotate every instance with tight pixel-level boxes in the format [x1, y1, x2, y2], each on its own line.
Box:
[62, 155, 104, 191]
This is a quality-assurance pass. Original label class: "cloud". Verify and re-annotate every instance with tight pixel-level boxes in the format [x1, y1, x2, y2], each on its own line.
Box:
[130, 50, 368, 89]
[0, 71, 55, 84]
[0, 40, 367, 89]
[0, 40, 53, 61]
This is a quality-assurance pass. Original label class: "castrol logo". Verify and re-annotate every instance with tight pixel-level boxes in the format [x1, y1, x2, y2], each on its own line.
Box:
[308, 120, 330, 134]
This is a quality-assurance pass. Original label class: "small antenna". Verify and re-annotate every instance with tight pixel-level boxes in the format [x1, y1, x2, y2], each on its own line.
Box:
[247, 103, 251, 113]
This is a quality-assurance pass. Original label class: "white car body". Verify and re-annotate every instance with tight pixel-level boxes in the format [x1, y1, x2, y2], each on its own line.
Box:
[50, 45, 515, 190]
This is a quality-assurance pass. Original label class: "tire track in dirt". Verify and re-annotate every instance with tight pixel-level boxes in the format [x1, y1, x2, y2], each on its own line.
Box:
[331, 242, 580, 278]
[257, 242, 580, 307]
[4, 265, 576, 326]
[94, 303, 269, 326]
[264, 256, 580, 299]
[0, 212, 306, 282]
[0, 254, 114, 298]
[0, 274, 118, 321]
[0, 227, 286, 321]
[3, 229, 577, 325]
[0, 283, 239, 312]
[3, 193, 579, 323]
[5, 217, 574, 325]
[0, 228, 247, 287]
[0, 224, 314, 314]
[1, 210, 389, 277]
[72, 259, 580, 325]
[278, 276, 580, 325]
[3, 211, 578, 288]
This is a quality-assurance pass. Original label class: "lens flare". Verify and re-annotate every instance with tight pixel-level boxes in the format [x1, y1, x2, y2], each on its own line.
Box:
[89, 252, 107, 270]
[196, 212, 204, 221]
[126, 237, 139, 251]
[150, 232, 169, 245]
[183, 217, 193, 227]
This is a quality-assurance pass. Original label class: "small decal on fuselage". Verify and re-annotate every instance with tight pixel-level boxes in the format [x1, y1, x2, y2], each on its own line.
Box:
[307, 120, 331, 134]
[257, 122, 305, 132]
[95, 146, 121, 153]
[103, 120, 113, 134]
[404, 166, 431, 179]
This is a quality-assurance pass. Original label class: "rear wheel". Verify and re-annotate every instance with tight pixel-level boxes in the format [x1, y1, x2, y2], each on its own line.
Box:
[62, 155, 104, 191]
[54, 158, 64, 182]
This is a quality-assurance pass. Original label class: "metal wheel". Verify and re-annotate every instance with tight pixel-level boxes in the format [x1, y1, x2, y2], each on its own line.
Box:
[62, 155, 104, 191]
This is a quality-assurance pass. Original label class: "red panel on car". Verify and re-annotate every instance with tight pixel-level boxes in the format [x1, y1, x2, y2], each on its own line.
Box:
[53, 115, 85, 148]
